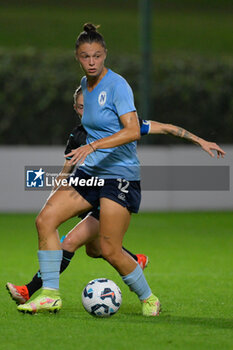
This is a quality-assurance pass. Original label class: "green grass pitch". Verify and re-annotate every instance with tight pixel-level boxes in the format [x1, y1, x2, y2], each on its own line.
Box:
[0, 212, 232, 349]
[0, 4, 232, 57]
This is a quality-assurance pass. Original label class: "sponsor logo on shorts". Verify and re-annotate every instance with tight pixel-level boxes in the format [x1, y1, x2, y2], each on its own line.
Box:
[118, 193, 126, 201]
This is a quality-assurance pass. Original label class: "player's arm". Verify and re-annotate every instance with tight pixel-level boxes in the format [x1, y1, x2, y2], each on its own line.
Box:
[66, 111, 140, 165]
[142, 119, 225, 158]
[93, 111, 140, 147]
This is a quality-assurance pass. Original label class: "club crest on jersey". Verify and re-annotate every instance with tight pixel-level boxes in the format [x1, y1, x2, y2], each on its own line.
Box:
[98, 91, 107, 106]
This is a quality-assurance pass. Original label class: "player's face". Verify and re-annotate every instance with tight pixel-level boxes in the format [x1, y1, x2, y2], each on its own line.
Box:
[76, 42, 107, 79]
[74, 93, 84, 118]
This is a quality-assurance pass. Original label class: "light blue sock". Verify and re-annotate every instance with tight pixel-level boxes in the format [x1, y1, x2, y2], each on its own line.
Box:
[38, 250, 63, 290]
[122, 264, 152, 301]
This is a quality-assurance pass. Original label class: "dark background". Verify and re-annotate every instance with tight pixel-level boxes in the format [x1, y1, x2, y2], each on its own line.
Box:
[0, 0, 232, 145]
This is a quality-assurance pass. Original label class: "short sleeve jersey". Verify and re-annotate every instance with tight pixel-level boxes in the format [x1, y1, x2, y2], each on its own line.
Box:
[80, 69, 140, 180]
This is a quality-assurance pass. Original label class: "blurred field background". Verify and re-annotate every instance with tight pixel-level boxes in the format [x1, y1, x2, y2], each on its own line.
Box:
[0, 0, 233, 145]
[1, 0, 233, 55]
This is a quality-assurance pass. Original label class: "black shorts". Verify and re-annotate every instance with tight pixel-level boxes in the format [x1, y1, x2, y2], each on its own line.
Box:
[69, 168, 141, 214]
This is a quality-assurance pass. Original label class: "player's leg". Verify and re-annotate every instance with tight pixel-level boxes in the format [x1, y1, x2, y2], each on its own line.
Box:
[62, 209, 149, 267]
[62, 213, 99, 252]
[35, 185, 92, 250]
[85, 237, 101, 257]
[86, 240, 149, 270]
[99, 197, 160, 316]
[62, 210, 148, 265]
[99, 198, 137, 274]
[62, 208, 148, 265]
[122, 248, 149, 270]
[17, 185, 93, 313]
[6, 248, 75, 304]
[7, 212, 98, 304]
[83, 209, 149, 267]
[8, 205, 148, 306]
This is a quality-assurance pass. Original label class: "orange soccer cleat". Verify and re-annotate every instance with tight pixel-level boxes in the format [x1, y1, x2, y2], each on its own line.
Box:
[6, 283, 29, 305]
[136, 254, 149, 270]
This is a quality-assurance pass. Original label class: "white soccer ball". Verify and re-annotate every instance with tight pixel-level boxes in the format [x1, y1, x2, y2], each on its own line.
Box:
[82, 278, 122, 317]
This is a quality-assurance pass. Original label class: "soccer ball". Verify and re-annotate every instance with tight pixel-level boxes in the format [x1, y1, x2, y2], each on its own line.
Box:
[82, 278, 122, 317]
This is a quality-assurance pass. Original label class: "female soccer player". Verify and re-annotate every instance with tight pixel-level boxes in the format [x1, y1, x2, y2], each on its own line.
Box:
[7, 86, 225, 306]
[16, 23, 160, 316]
[7, 84, 225, 305]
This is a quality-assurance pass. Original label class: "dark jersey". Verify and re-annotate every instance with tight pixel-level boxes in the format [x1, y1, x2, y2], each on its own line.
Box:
[64, 125, 87, 158]
[64, 117, 150, 158]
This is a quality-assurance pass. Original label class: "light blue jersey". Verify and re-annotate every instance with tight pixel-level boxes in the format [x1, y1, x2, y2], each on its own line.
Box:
[80, 69, 140, 180]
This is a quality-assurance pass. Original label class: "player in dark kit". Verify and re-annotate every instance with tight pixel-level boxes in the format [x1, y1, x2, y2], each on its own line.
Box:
[6, 85, 225, 307]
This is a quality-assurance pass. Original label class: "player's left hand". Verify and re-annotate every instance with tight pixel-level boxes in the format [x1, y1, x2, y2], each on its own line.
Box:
[200, 141, 226, 158]
[65, 144, 94, 165]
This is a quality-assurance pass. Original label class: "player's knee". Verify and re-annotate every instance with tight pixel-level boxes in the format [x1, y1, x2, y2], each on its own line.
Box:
[85, 245, 100, 258]
[101, 245, 119, 266]
[62, 235, 77, 252]
[35, 212, 45, 232]
[35, 210, 56, 233]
